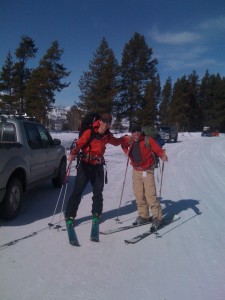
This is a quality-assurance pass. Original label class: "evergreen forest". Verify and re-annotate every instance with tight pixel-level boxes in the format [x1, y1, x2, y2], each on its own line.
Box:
[0, 33, 225, 132]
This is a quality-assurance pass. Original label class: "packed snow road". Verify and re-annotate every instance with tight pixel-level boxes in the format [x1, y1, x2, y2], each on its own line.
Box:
[1, 132, 225, 300]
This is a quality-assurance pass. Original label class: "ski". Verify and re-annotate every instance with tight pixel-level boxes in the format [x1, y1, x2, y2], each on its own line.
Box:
[90, 222, 99, 242]
[65, 220, 80, 246]
[124, 214, 180, 245]
[100, 218, 152, 235]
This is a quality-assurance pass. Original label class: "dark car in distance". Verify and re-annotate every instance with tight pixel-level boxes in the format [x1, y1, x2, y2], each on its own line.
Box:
[158, 126, 178, 143]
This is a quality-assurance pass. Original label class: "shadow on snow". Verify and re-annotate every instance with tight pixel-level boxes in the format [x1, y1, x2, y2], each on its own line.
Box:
[1, 171, 201, 229]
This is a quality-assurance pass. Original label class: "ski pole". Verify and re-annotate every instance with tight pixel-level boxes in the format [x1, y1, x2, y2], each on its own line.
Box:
[55, 161, 73, 230]
[156, 159, 161, 183]
[115, 156, 129, 223]
[159, 162, 165, 199]
[48, 161, 72, 229]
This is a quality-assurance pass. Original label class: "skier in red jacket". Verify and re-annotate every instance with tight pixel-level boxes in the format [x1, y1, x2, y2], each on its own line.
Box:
[122, 124, 168, 231]
[65, 114, 123, 225]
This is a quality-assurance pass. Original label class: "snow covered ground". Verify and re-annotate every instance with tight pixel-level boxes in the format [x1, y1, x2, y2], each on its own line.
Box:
[1, 131, 225, 300]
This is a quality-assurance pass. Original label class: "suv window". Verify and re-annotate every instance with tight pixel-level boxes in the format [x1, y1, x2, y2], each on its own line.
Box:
[24, 123, 43, 149]
[0, 123, 17, 142]
[36, 124, 53, 147]
[24, 123, 53, 149]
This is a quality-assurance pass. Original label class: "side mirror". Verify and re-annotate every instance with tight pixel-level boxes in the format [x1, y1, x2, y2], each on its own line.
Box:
[53, 138, 61, 145]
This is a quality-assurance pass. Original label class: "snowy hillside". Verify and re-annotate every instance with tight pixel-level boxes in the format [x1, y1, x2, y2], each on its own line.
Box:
[1, 132, 225, 300]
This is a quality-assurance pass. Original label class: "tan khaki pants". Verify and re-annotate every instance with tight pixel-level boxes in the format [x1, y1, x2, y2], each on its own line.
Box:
[132, 169, 162, 221]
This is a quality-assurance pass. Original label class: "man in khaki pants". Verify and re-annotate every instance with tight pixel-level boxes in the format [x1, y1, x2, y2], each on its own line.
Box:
[122, 124, 167, 232]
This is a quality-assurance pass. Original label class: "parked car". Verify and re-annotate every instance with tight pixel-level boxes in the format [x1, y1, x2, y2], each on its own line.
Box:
[158, 126, 178, 143]
[201, 126, 212, 137]
[0, 114, 67, 219]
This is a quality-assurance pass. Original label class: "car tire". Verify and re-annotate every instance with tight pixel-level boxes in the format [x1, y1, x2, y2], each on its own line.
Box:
[2, 177, 23, 220]
[52, 158, 67, 188]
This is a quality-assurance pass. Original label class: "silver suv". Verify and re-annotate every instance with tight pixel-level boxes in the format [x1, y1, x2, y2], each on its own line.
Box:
[158, 126, 178, 143]
[0, 115, 67, 219]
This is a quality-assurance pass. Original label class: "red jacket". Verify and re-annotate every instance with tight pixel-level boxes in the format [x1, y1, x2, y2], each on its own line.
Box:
[70, 120, 123, 165]
[122, 134, 165, 170]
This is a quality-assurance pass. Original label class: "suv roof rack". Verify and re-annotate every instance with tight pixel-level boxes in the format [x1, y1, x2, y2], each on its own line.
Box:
[0, 112, 36, 121]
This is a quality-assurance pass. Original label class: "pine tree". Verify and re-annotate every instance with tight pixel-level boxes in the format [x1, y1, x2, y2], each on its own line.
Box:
[140, 74, 160, 126]
[78, 38, 118, 115]
[116, 32, 158, 129]
[66, 105, 82, 131]
[169, 71, 201, 131]
[201, 73, 225, 132]
[0, 51, 15, 111]
[13, 36, 38, 113]
[169, 76, 189, 131]
[187, 71, 202, 131]
[215, 76, 225, 132]
[199, 70, 224, 130]
[159, 77, 172, 125]
[26, 41, 70, 122]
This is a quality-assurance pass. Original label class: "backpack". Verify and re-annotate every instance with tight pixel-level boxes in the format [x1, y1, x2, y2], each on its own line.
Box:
[141, 125, 165, 168]
[69, 112, 101, 150]
[142, 125, 165, 148]
[78, 112, 101, 138]
[142, 125, 158, 140]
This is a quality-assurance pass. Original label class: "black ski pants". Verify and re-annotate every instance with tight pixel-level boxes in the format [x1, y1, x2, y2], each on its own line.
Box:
[65, 160, 104, 219]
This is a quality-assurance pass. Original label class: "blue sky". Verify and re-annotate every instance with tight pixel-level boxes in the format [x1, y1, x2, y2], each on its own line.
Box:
[1, 0, 225, 107]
